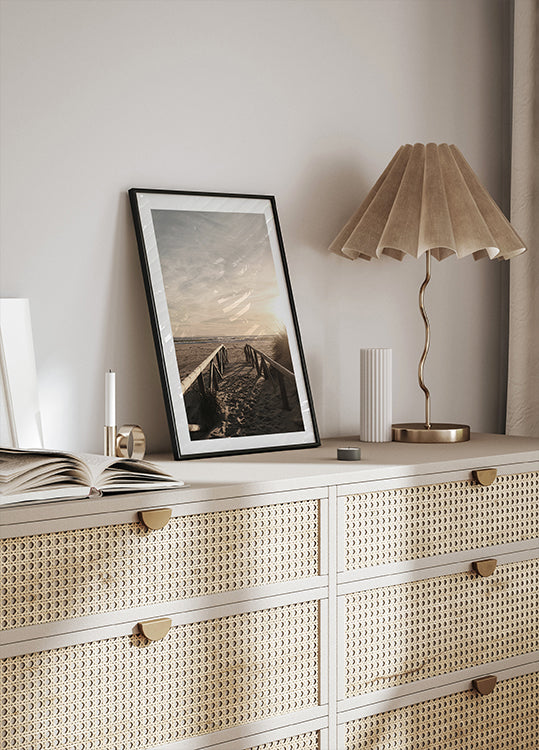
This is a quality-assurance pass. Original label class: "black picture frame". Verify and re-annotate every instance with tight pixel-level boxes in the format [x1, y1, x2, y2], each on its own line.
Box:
[129, 189, 320, 459]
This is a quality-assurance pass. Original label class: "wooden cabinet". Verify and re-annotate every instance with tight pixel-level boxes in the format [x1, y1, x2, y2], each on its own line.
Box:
[2, 434, 538, 749]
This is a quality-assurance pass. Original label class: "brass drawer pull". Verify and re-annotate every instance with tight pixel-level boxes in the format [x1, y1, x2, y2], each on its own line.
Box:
[473, 558, 497, 577]
[139, 508, 172, 530]
[473, 675, 497, 695]
[138, 617, 172, 641]
[472, 468, 497, 486]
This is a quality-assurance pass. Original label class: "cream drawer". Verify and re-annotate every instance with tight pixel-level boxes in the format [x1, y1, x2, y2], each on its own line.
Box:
[1, 498, 319, 630]
[2, 600, 320, 750]
[344, 670, 539, 749]
[344, 558, 539, 698]
[344, 471, 539, 570]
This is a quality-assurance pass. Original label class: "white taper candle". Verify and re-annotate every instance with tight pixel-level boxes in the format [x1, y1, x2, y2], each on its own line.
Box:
[360, 348, 392, 442]
[105, 371, 116, 427]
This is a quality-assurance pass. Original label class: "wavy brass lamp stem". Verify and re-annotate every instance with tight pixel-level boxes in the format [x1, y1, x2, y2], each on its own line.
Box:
[418, 250, 431, 429]
[392, 248, 470, 443]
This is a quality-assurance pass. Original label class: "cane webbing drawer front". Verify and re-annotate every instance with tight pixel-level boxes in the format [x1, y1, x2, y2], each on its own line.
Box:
[249, 731, 319, 750]
[345, 671, 539, 749]
[345, 558, 539, 697]
[1, 600, 319, 750]
[1, 498, 319, 630]
[345, 471, 539, 570]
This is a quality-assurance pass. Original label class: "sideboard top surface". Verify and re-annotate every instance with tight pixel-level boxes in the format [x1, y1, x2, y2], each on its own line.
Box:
[2, 433, 539, 528]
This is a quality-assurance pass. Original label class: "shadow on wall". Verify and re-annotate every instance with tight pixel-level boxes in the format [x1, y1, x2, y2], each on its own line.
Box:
[106, 192, 171, 453]
[285, 154, 376, 437]
[291, 154, 373, 253]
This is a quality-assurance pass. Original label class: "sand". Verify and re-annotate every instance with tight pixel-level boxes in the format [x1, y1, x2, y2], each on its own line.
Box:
[175, 337, 304, 439]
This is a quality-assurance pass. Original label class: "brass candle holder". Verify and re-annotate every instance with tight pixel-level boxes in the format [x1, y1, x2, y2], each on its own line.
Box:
[104, 426, 117, 457]
[115, 424, 146, 460]
[104, 424, 146, 460]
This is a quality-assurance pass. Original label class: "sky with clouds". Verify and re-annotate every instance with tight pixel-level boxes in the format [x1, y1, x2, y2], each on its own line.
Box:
[152, 209, 284, 338]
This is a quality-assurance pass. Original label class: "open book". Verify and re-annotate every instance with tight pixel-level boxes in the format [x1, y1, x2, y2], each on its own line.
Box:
[0, 448, 184, 506]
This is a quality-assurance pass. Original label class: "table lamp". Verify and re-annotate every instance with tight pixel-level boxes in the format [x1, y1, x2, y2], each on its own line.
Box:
[330, 143, 526, 443]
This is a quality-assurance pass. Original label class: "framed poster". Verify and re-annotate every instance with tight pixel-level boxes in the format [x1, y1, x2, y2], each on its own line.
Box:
[129, 189, 319, 459]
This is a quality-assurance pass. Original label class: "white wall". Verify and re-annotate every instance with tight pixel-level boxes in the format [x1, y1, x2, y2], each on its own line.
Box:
[0, 0, 512, 454]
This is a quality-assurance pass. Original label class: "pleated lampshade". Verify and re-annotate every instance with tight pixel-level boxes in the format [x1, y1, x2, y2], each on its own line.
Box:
[330, 142, 526, 263]
[330, 142, 527, 444]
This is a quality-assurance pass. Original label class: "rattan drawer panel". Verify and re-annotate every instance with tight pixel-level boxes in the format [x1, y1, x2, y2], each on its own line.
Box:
[345, 471, 539, 569]
[1, 498, 319, 630]
[345, 671, 539, 749]
[345, 558, 539, 698]
[1, 601, 319, 750]
[249, 731, 319, 749]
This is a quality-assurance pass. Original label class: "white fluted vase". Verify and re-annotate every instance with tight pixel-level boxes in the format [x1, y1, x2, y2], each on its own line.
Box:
[360, 348, 392, 442]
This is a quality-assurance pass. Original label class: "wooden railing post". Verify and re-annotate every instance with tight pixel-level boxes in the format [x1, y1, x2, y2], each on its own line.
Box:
[277, 371, 291, 410]
[181, 344, 228, 395]
[243, 344, 294, 411]
[243, 343, 296, 411]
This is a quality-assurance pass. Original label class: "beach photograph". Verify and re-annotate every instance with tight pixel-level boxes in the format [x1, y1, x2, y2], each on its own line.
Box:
[151, 205, 305, 442]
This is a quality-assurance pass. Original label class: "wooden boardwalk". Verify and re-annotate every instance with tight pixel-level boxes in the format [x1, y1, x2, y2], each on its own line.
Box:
[185, 345, 303, 439]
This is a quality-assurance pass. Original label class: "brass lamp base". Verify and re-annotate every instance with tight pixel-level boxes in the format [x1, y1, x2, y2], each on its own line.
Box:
[392, 423, 470, 443]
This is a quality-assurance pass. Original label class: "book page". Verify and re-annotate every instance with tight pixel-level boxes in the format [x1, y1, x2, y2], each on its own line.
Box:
[7, 465, 89, 493]
[77, 454, 184, 489]
[0, 486, 94, 507]
[75, 453, 134, 483]
[0, 450, 123, 488]
[0, 448, 184, 502]
[0, 451, 90, 492]
[98, 458, 184, 490]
